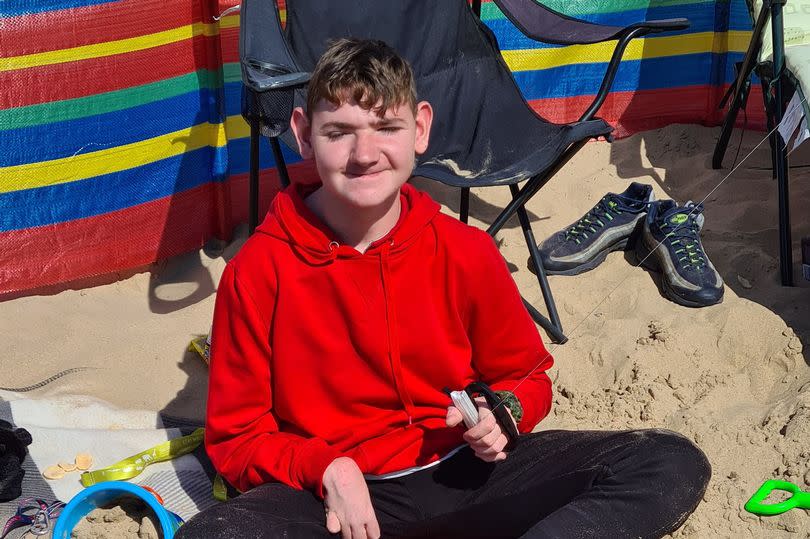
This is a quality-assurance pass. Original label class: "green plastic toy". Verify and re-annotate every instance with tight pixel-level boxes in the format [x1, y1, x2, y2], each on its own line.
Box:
[745, 480, 810, 516]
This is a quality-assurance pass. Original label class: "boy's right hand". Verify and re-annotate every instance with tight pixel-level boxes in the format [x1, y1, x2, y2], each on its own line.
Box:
[447, 397, 514, 463]
[322, 457, 381, 539]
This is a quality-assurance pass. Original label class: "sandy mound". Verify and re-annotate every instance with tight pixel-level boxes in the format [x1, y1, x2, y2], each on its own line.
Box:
[70, 495, 161, 538]
[2, 124, 809, 537]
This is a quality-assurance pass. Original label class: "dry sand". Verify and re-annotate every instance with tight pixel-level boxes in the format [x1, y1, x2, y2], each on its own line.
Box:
[2, 124, 809, 537]
[70, 495, 161, 539]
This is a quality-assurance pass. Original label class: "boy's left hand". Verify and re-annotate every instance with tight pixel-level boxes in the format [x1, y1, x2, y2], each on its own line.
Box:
[446, 396, 516, 462]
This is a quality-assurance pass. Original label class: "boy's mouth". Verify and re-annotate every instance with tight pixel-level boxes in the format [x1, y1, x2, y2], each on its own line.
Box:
[345, 169, 386, 180]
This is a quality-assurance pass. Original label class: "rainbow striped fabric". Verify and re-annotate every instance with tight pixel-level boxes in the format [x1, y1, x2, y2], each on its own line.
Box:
[0, 0, 759, 296]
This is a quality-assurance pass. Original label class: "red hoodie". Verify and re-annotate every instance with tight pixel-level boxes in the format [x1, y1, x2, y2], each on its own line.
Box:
[206, 182, 553, 498]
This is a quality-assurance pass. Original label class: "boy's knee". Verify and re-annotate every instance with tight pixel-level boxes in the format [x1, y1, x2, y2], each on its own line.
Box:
[638, 429, 712, 499]
[175, 506, 233, 539]
[177, 507, 286, 539]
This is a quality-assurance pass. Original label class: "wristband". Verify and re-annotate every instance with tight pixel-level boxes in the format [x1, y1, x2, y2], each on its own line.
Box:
[494, 390, 523, 425]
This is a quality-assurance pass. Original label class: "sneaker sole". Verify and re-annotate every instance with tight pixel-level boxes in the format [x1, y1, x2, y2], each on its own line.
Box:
[634, 233, 723, 308]
[536, 218, 645, 276]
[543, 238, 629, 276]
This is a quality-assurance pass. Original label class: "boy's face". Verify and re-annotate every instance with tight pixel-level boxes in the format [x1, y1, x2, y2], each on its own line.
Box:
[290, 96, 432, 210]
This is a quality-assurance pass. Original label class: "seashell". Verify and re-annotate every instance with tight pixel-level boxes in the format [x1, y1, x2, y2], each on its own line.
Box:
[75, 453, 94, 471]
[43, 465, 66, 480]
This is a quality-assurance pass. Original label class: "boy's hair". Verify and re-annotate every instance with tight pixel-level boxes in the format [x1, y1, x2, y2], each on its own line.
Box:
[306, 38, 417, 119]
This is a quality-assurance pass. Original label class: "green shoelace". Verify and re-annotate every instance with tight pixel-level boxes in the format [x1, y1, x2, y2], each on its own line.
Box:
[660, 214, 706, 270]
[564, 197, 623, 245]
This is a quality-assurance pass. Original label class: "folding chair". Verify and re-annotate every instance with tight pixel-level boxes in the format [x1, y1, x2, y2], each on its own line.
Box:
[712, 0, 794, 286]
[240, 0, 689, 343]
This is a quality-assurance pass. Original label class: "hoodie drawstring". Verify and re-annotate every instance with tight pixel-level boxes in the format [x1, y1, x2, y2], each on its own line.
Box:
[379, 241, 415, 425]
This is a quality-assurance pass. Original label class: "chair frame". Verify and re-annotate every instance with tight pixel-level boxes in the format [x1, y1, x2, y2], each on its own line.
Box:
[243, 0, 689, 343]
[712, 0, 794, 286]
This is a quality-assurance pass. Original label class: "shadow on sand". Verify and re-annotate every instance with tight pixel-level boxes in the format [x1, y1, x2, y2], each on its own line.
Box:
[612, 123, 810, 367]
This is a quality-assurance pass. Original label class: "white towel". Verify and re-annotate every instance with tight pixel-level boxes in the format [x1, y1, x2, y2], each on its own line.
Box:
[0, 391, 217, 522]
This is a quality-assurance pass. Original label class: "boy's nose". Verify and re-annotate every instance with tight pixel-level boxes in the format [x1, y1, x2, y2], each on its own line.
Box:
[350, 132, 380, 166]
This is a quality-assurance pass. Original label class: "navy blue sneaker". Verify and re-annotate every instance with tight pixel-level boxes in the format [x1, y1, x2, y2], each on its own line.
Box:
[531, 182, 655, 275]
[634, 200, 724, 307]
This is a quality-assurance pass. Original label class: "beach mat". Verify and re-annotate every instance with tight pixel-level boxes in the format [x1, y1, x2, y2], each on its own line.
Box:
[0, 391, 217, 537]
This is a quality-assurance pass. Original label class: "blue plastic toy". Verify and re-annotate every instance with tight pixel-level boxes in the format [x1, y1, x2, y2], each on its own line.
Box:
[51, 481, 182, 538]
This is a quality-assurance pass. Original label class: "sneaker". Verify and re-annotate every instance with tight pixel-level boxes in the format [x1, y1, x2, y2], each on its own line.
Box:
[531, 182, 654, 275]
[634, 200, 724, 307]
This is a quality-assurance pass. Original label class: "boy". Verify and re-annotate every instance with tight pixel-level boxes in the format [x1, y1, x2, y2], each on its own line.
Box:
[178, 39, 710, 539]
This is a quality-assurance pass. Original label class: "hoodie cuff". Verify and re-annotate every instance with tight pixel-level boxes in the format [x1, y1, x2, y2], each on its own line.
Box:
[298, 440, 344, 499]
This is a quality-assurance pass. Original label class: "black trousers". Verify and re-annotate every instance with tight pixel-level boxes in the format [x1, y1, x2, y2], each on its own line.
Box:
[178, 429, 711, 539]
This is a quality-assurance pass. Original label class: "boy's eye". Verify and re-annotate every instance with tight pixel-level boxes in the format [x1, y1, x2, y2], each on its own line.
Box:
[380, 126, 401, 134]
[325, 132, 345, 141]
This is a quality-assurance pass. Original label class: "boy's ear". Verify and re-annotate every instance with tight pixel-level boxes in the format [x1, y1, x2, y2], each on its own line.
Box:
[413, 101, 433, 155]
[290, 107, 313, 159]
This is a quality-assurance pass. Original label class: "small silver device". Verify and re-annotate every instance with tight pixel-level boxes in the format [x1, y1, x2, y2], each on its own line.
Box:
[449, 390, 479, 428]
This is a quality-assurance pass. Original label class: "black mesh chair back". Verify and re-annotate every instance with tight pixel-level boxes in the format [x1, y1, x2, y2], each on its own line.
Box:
[239, 0, 689, 342]
[281, 0, 611, 187]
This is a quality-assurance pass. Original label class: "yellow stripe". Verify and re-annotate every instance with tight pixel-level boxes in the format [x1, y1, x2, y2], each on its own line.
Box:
[502, 31, 752, 72]
[0, 120, 238, 193]
[219, 14, 240, 30]
[224, 113, 250, 139]
[0, 20, 227, 72]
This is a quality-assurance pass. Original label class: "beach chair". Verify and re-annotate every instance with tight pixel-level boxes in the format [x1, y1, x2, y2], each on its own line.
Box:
[713, 0, 804, 286]
[239, 0, 689, 343]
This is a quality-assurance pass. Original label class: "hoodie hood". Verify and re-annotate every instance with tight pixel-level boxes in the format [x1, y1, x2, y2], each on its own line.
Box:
[256, 183, 441, 265]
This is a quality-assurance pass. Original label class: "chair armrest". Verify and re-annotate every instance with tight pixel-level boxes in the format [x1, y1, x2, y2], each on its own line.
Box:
[240, 0, 309, 94]
[626, 18, 691, 34]
[241, 59, 309, 139]
[492, 0, 689, 45]
[490, 0, 691, 122]
[242, 58, 311, 93]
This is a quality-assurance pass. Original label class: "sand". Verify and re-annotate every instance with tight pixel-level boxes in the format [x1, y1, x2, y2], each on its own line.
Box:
[70, 495, 161, 539]
[2, 124, 809, 537]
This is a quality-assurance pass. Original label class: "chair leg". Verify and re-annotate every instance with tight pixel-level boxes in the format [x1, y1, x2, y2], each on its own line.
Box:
[712, 75, 752, 170]
[770, 0, 793, 286]
[712, 0, 769, 169]
[250, 135, 291, 236]
[770, 107, 793, 285]
[459, 187, 470, 224]
[487, 141, 587, 237]
[770, 102, 793, 286]
[522, 299, 566, 345]
[508, 184, 567, 344]
[270, 137, 291, 189]
[249, 119, 260, 236]
[483, 149, 584, 344]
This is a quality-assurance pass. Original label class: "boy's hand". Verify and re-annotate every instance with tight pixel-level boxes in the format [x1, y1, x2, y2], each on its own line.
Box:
[446, 396, 516, 463]
[322, 457, 381, 539]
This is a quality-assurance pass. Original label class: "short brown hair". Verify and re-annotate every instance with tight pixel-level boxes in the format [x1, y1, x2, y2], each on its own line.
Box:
[306, 38, 417, 119]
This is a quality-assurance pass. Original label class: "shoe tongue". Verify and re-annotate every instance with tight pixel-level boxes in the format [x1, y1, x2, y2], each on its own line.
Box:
[605, 193, 636, 211]
[667, 211, 690, 226]
[684, 200, 705, 230]
[664, 201, 703, 227]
